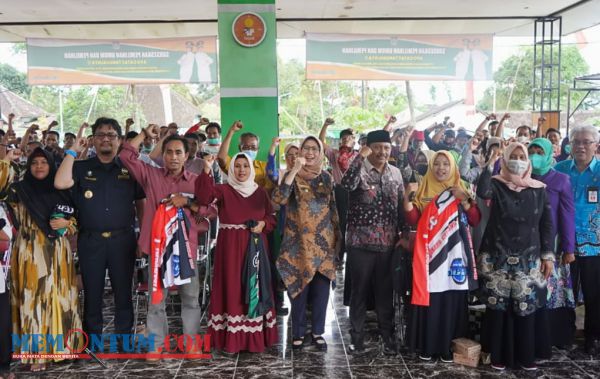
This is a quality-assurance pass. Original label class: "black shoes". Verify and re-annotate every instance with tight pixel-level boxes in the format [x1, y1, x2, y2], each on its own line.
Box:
[440, 353, 453, 363]
[292, 337, 305, 351]
[349, 333, 365, 353]
[311, 335, 328, 351]
[383, 337, 397, 356]
[585, 339, 599, 355]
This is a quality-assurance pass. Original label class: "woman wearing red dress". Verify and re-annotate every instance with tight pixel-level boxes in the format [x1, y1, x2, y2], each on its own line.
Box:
[195, 152, 278, 353]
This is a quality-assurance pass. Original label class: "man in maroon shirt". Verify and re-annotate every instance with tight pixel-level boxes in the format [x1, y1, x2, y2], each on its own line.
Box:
[120, 124, 204, 358]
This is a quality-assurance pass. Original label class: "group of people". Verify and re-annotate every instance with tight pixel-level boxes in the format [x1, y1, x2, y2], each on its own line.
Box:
[0, 109, 598, 374]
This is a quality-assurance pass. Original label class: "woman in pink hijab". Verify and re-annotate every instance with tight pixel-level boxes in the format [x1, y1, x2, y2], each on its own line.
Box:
[475, 142, 555, 371]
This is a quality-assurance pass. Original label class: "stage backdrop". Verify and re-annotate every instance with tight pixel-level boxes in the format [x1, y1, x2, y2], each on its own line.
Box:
[27, 37, 218, 85]
[306, 33, 493, 81]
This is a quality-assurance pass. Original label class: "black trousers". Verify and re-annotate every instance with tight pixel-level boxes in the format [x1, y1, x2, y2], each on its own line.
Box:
[570, 258, 582, 304]
[78, 230, 136, 335]
[334, 186, 349, 260]
[267, 230, 284, 308]
[290, 272, 331, 339]
[577, 256, 600, 341]
[348, 248, 394, 342]
[0, 291, 11, 371]
[483, 308, 536, 368]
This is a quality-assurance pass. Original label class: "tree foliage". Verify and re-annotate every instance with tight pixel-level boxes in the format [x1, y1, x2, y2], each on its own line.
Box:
[277, 58, 408, 136]
[478, 46, 589, 111]
[0, 63, 30, 98]
[27, 86, 138, 133]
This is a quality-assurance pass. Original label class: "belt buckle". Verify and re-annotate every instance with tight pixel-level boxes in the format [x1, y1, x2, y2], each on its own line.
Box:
[101, 231, 112, 238]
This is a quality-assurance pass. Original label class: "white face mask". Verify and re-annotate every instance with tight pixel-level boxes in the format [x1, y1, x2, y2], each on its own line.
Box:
[506, 159, 528, 175]
[203, 145, 220, 155]
[516, 136, 529, 144]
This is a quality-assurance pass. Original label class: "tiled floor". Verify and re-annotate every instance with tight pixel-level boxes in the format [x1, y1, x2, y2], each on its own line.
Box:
[7, 269, 600, 378]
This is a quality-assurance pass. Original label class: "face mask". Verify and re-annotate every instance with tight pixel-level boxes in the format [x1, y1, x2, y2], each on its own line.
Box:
[242, 150, 257, 161]
[207, 137, 221, 145]
[506, 159, 528, 175]
[564, 144, 572, 155]
[529, 154, 547, 175]
[517, 136, 529, 144]
[140, 145, 154, 154]
[203, 145, 220, 155]
[416, 164, 428, 176]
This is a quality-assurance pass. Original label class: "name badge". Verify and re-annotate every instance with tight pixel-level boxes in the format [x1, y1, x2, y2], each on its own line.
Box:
[118, 168, 130, 180]
[588, 187, 598, 204]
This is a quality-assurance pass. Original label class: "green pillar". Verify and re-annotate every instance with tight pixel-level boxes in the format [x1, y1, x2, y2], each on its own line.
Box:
[217, 0, 278, 160]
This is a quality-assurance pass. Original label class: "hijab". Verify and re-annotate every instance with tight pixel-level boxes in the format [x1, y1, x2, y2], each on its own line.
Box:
[13, 147, 74, 239]
[227, 153, 259, 198]
[493, 142, 545, 192]
[284, 142, 300, 158]
[297, 136, 324, 181]
[414, 150, 435, 177]
[529, 138, 554, 176]
[418, 150, 436, 163]
[413, 150, 472, 211]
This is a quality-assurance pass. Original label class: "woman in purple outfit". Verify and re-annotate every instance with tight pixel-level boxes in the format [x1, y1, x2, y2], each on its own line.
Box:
[529, 137, 576, 352]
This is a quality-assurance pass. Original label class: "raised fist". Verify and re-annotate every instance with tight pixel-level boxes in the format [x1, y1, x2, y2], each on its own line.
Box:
[231, 121, 243, 132]
[144, 124, 160, 139]
[292, 156, 306, 172]
[359, 146, 372, 158]
[73, 137, 87, 153]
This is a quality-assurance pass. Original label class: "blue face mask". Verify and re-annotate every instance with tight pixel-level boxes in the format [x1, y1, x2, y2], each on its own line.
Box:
[207, 137, 221, 145]
[242, 150, 257, 161]
[564, 144, 572, 155]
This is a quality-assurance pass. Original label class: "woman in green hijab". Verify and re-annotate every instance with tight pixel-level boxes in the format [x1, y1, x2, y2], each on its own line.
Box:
[528, 137, 577, 354]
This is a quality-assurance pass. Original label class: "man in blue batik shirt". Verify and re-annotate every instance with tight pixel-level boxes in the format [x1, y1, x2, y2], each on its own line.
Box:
[555, 125, 600, 354]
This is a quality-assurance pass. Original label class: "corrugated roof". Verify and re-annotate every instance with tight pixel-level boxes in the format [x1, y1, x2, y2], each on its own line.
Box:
[0, 85, 53, 127]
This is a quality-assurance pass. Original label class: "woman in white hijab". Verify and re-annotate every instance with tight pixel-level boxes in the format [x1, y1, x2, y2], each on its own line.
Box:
[195, 153, 278, 354]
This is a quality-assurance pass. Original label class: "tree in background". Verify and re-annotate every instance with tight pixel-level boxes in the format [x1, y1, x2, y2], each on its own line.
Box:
[278, 58, 408, 136]
[27, 86, 139, 134]
[0, 63, 30, 98]
[478, 45, 589, 111]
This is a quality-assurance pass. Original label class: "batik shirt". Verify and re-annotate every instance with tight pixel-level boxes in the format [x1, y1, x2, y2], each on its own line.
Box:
[555, 157, 600, 257]
[341, 156, 404, 253]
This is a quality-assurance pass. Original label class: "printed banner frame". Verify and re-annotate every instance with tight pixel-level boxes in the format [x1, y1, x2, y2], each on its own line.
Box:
[306, 33, 493, 81]
[27, 37, 218, 85]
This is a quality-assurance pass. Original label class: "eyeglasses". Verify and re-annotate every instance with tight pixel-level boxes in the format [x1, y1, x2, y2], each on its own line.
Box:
[301, 146, 320, 153]
[240, 145, 258, 151]
[94, 133, 119, 140]
[571, 140, 596, 147]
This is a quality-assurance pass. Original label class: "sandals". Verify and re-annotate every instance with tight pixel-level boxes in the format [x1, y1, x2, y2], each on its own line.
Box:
[311, 335, 327, 351]
[292, 337, 305, 351]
